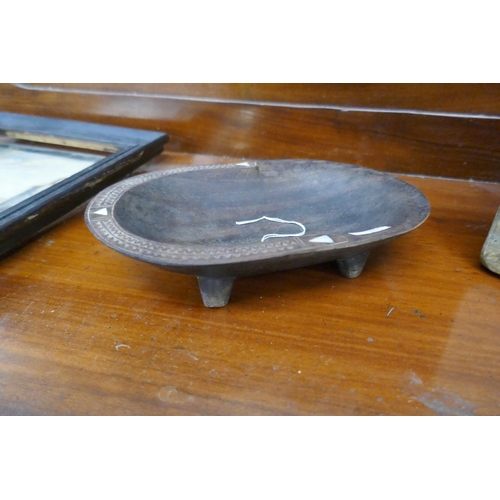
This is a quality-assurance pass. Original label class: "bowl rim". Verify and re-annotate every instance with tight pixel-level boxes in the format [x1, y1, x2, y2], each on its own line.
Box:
[85, 160, 431, 268]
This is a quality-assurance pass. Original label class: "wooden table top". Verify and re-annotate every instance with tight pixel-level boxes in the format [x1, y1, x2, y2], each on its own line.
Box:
[1, 152, 499, 415]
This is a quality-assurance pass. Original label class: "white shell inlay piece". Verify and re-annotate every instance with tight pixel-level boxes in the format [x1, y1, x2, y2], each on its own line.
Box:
[94, 208, 108, 216]
[236, 216, 306, 242]
[236, 162, 251, 166]
[309, 235, 334, 243]
[349, 226, 391, 236]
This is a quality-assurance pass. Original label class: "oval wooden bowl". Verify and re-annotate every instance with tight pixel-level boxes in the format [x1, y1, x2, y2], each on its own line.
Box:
[85, 160, 430, 307]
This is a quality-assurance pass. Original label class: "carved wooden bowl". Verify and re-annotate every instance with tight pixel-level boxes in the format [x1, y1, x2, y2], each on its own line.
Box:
[85, 160, 430, 307]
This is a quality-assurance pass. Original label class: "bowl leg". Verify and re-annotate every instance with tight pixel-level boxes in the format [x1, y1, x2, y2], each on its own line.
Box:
[197, 276, 235, 308]
[337, 251, 370, 278]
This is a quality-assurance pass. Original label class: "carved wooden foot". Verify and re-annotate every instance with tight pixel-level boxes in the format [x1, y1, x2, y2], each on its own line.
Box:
[337, 251, 370, 278]
[197, 276, 235, 308]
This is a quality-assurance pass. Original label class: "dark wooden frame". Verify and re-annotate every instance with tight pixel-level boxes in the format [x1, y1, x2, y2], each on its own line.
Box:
[0, 112, 168, 259]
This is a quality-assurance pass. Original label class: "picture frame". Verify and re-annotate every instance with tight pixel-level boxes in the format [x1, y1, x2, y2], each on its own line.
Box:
[0, 112, 168, 259]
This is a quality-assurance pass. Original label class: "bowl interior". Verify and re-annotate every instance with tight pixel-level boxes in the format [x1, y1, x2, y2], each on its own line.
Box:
[113, 161, 425, 246]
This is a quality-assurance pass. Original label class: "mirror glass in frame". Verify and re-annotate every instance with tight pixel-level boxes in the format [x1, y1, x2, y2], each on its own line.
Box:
[0, 138, 106, 213]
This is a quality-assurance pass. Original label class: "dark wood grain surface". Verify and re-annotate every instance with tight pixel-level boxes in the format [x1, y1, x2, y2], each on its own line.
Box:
[1, 151, 499, 415]
[1, 84, 499, 182]
[15, 83, 500, 114]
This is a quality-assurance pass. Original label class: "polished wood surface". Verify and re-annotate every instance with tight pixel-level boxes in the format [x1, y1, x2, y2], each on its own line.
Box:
[1, 151, 499, 415]
[16, 83, 500, 114]
[2, 84, 500, 182]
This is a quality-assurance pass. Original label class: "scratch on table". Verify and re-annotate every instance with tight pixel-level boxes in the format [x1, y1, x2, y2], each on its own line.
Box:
[21, 301, 35, 315]
[116, 344, 131, 350]
[386, 306, 396, 317]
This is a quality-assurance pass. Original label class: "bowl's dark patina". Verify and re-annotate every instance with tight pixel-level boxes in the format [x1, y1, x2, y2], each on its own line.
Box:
[85, 160, 430, 307]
